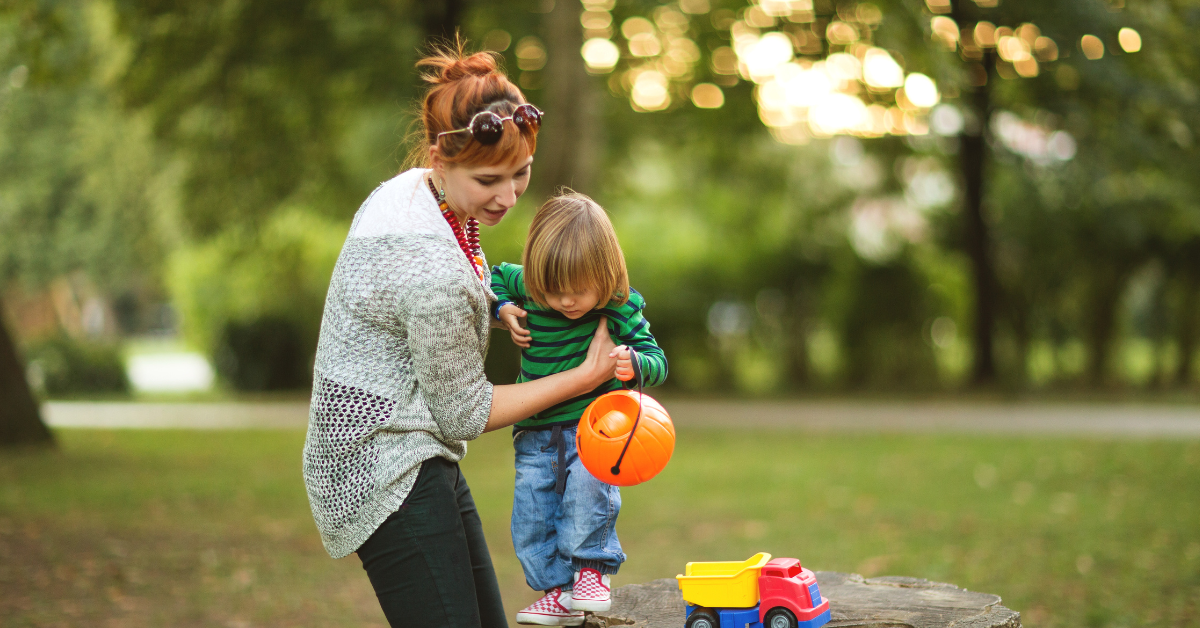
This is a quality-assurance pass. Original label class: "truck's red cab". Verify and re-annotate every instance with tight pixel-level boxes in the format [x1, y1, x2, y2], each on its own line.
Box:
[757, 558, 831, 627]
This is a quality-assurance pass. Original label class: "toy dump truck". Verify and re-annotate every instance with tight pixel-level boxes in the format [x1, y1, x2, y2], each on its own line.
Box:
[676, 553, 831, 628]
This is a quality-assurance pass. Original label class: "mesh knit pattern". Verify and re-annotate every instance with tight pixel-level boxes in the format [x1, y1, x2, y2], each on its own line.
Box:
[303, 168, 495, 559]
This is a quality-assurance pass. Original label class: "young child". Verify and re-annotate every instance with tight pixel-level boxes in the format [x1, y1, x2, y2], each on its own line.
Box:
[491, 193, 667, 626]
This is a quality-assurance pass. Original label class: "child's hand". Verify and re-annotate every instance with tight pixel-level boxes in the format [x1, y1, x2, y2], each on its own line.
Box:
[611, 345, 634, 381]
[498, 303, 532, 348]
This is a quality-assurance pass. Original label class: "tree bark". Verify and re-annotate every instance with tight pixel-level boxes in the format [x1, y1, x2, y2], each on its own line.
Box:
[0, 297, 54, 448]
[589, 575, 1022, 628]
[533, 0, 599, 197]
[948, 2, 999, 386]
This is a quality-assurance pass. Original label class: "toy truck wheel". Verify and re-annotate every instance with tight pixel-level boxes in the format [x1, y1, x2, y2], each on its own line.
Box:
[764, 607, 798, 628]
[685, 607, 720, 628]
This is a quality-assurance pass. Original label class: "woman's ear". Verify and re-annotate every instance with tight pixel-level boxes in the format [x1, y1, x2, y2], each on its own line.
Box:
[428, 145, 441, 174]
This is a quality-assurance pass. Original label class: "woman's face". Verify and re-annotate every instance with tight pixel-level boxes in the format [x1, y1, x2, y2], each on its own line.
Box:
[432, 153, 534, 227]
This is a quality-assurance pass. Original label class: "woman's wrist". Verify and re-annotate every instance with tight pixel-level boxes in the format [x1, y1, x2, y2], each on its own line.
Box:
[573, 359, 609, 395]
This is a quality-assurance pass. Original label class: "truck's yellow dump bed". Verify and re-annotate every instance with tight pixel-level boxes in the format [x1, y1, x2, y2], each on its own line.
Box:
[675, 552, 772, 608]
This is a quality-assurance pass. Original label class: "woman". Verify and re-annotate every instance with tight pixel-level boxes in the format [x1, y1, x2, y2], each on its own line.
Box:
[302, 45, 619, 627]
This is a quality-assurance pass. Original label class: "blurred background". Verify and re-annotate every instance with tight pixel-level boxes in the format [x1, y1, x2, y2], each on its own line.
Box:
[1, 0, 1198, 626]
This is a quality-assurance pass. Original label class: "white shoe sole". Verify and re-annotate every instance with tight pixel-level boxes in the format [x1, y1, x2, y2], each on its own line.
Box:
[570, 598, 611, 612]
[515, 611, 586, 626]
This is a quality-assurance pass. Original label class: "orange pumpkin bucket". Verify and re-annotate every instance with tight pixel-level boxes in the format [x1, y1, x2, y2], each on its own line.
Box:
[576, 389, 675, 486]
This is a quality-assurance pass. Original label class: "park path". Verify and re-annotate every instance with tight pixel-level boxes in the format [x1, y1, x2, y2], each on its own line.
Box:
[42, 399, 1200, 438]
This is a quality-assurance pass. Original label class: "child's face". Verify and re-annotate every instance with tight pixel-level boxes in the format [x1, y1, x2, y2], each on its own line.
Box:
[543, 287, 603, 319]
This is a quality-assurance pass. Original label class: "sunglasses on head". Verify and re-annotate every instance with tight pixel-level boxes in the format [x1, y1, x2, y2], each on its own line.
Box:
[436, 104, 544, 146]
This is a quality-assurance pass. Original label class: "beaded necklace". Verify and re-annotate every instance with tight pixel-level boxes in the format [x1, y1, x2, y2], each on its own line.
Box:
[426, 174, 486, 282]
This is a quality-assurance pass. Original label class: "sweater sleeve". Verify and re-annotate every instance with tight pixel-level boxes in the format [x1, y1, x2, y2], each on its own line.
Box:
[611, 292, 668, 388]
[405, 277, 493, 441]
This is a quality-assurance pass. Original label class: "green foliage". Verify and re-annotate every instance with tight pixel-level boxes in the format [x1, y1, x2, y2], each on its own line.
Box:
[215, 316, 312, 391]
[166, 207, 345, 388]
[0, 53, 165, 292]
[108, 0, 427, 236]
[23, 334, 129, 395]
[5, 0, 1200, 394]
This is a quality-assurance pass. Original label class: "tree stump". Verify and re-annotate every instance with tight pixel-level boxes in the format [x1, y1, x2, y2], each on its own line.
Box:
[584, 572, 1021, 628]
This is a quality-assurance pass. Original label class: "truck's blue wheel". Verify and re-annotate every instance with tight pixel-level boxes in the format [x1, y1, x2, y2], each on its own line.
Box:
[765, 607, 798, 628]
[685, 608, 719, 628]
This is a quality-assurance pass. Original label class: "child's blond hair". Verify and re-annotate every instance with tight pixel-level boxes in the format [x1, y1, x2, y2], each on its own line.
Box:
[523, 192, 629, 309]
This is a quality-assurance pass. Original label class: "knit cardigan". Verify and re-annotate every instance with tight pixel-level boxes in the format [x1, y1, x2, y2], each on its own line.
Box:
[303, 168, 495, 559]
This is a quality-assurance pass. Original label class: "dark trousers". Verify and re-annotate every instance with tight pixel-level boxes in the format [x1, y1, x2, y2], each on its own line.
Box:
[357, 457, 508, 628]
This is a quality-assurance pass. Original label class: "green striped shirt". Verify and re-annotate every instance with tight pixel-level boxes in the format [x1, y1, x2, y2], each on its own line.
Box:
[490, 262, 668, 429]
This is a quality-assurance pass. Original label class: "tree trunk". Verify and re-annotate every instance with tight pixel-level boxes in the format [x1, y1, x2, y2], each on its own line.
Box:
[0, 297, 54, 448]
[533, 0, 599, 197]
[422, 0, 469, 43]
[951, 4, 998, 387]
[959, 79, 997, 385]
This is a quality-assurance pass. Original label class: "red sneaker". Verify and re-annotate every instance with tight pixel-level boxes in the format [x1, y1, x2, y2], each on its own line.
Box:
[571, 567, 612, 612]
[515, 587, 585, 626]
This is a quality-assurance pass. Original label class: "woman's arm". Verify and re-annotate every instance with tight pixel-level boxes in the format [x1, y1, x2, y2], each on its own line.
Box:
[482, 316, 619, 432]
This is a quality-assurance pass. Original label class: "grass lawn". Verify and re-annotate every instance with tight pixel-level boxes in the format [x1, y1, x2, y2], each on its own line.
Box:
[1, 428, 1197, 628]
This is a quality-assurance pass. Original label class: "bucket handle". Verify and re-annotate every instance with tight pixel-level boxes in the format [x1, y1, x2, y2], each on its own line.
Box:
[610, 347, 643, 476]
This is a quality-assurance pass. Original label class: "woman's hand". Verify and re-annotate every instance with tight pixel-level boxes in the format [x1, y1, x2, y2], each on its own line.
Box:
[575, 316, 619, 392]
[484, 316, 620, 432]
[498, 303, 531, 348]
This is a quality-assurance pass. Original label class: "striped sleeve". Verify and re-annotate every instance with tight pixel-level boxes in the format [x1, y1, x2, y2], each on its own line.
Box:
[490, 263, 526, 319]
[609, 292, 668, 388]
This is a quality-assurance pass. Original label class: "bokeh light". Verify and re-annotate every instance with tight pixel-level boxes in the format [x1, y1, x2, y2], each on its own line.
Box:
[581, 10, 612, 31]
[904, 73, 940, 108]
[1034, 36, 1059, 61]
[581, 38, 620, 73]
[482, 30, 511, 52]
[931, 17, 960, 50]
[1081, 34, 1105, 60]
[974, 21, 997, 48]
[691, 83, 724, 108]
[631, 70, 670, 111]
[621, 17, 654, 39]
[628, 32, 662, 57]
[515, 36, 547, 71]
[862, 48, 905, 89]
[1118, 28, 1142, 53]
[587, 1, 1096, 139]
[930, 104, 964, 135]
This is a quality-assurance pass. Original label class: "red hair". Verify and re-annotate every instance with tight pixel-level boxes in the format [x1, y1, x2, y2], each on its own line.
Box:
[409, 39, 538, 169]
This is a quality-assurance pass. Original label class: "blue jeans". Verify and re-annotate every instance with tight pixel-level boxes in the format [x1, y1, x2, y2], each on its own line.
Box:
[511, 424, 625, 592]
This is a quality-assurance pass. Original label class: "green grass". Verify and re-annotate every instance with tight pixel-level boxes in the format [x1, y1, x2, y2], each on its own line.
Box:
[1, 429, 1198, 627]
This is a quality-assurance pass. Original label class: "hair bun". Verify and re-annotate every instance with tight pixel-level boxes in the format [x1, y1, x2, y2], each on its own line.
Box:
[419, 48, 500, 85]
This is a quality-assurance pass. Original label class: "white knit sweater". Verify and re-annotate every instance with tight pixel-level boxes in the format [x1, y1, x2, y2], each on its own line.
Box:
[303, 168, 495, 558]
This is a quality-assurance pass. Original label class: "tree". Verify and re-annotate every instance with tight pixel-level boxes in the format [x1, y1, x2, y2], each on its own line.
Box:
[0, 298, 53, 447]
[589, 0, 1157, 387]
[534, 0, 602, 196]
[0, 0, 158, 444]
